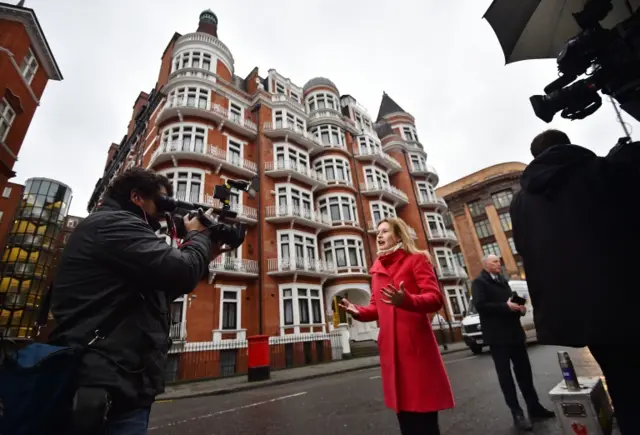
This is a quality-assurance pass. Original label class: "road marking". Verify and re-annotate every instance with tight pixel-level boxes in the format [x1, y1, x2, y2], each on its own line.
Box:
[369, 375, 381, 379]
[149, 392, 307, 431]
[445, 356, 477, 364]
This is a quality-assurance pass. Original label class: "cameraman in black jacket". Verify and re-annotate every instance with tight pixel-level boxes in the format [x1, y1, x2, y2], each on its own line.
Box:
[511, 130, 640, 435]
[48, 168, 222, 434]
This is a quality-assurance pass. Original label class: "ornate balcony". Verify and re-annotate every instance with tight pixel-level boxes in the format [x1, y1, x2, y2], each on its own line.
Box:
[410, 163, 439, 186]
[265, 205, 331, 230]
[270, 94, 306, 115]
[438, 265, 468, 280]
[169, 322, 186, 341]
[148, 142, 257, 177]
[209, 258, 259, 278]
[156, 99, 257, 138]
[262, 121, 323, 152]
[353, 148, 402, 174]
[202, 197, 258, 225]
[427, 229, 458, 245]
[307, 109, 358, 134]
[359, 182, 409, 206]
[267, 257, 335, 278]
[264, 160, 327, 189]
[418, 194, 448, 212]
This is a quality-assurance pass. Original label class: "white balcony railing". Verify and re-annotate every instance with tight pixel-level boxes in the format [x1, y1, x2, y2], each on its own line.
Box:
[271, 94, 306, 112]
[267, 257, 336, 275]
[439, 266, 468, 279]
[150, 141, 257, 174]
[428, 229, 458, 242]
[265, 205, 331, 227]
[169, 322, 186, 341]
[202, 197, 258, 221]
[209, 258, 259, 275]
[359, 182, 409, 203]
[211, 103, 258, 132]
[353, 148, 402, 171]
[418, 194, 447, 209]
[262, 121, 323, 150]
[158, 98, 257, 136]
[264, 160, 327, 184]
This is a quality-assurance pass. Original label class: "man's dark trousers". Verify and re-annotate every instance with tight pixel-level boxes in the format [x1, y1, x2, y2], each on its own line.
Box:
[490, 343, 539, 413]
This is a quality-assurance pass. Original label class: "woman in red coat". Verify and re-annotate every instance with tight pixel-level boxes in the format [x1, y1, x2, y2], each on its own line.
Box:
[340, 217, 455, 435]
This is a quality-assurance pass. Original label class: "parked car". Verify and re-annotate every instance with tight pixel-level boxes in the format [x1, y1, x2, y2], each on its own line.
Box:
[461, 279, 537, 354]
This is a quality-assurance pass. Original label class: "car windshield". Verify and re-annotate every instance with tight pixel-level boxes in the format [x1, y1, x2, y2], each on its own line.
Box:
[467, 298, 478, 315]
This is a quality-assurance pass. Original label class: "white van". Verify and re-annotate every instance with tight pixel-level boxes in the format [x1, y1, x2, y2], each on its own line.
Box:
[461, 279, 537, 354]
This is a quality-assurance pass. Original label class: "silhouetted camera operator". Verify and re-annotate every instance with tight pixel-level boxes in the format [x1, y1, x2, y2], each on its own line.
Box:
[511, 130, 640, 434]
[47, 168, 223, 434]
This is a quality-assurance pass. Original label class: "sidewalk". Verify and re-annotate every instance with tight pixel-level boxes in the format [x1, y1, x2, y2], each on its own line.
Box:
[158, 341, 469, 401]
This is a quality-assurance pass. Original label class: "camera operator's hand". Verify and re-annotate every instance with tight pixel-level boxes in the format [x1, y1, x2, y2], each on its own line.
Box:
[183, 213, 208, 234]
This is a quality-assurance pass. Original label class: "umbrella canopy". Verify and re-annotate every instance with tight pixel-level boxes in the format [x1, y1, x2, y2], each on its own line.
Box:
[484, 0, 640, 64]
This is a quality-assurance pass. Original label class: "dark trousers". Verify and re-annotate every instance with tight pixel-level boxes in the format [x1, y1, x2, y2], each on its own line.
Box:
[490, 343, 540, 414]
[396, 411, 440, 435]
[589, 345, 640, 435]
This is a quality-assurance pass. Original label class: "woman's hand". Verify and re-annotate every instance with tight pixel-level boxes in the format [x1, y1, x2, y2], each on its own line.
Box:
[338, 298, 360, 316]
[381, 282, 406, 306]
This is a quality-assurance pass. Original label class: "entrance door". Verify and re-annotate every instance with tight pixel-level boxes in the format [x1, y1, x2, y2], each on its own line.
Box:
[336, 293, 378, 342]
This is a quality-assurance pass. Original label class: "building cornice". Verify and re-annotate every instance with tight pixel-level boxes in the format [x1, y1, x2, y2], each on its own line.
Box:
[0, 3, 62, 80]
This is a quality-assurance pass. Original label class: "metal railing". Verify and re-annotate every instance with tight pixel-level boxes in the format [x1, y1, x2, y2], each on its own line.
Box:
[264, 160, 327, 183]
[265, 205, 331, 226]
[267, 257, 336, 274]
[203, 197, 258, 220]
[150, 141, 257, 173]
[359, 182, 409, 202]
[209, 258, 259, 274]
[354, 148, 401, 169]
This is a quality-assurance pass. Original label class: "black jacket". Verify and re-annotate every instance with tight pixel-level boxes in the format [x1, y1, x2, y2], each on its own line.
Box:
[511, 142, 640, 347]
[471, 270, 525, 345]
[48, 198, 212, 411]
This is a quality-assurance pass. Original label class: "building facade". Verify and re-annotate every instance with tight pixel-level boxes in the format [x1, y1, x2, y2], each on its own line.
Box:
[0, 1, 62, 192]
[0, 177, 72, 339]
[0, 181, 24, 255]
[87, 10, 465, 379]
[436, 162, 527, 283]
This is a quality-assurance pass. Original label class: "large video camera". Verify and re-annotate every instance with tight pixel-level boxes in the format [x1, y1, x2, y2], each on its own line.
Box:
[530, 0, 640, 123]
[155, 176, 259, 250]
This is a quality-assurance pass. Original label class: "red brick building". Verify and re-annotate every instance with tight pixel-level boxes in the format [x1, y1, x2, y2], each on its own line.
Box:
[88, 10, 465, 379]
[0, 1, 62, 192]
[436, 162, 527, 282]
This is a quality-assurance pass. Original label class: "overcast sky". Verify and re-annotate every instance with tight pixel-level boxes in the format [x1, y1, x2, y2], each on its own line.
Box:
[12, 0, 639, 217]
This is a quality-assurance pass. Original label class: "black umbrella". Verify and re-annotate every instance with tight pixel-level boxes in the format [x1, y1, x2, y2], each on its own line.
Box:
[483, 0, 640, 64]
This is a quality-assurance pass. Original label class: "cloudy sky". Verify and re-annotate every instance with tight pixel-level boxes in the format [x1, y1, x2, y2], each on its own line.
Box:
[12, 0, 639, 217]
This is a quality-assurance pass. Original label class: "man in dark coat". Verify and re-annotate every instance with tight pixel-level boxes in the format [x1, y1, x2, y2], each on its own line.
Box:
[510, 129, 640, 435]
[48, 168, 220, 434]
[472, 255, 554, 431]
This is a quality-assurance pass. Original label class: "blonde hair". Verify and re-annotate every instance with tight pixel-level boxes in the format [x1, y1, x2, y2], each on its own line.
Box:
[378, 217, 432, 263]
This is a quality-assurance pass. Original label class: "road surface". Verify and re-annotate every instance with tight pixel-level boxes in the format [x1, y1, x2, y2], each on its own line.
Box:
[149, 344, 610, 434]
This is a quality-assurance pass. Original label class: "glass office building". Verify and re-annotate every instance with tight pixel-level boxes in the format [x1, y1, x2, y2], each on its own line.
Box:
[0, 178, 71, 339]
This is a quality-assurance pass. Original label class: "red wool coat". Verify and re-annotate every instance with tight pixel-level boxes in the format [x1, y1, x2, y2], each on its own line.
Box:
[355, 249, 455, 413]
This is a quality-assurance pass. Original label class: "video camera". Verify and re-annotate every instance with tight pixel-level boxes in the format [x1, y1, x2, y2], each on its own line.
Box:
[530, 0, 640, 123]
[155, 176, 259, 250]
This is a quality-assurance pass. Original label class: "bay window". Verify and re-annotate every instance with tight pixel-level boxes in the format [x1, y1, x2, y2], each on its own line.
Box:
[353, 111, 373, 131]
[410, 153, 427, 171]
[434, 248, 458, 276]
[161, 124, 206, 154]
[21, 48, 38, 85]
[172, 51, 213, 72]
[314, 157, 352, 185]
[168, 87, 209, 109]
[310, 125, 345, 148]
[274, 109, 305, 130]
[317, 194, 357, 226]
[229, 102, 243, 122]
[370, 201, 396, 225]
[162, 169, 204, 203]
[417, 181, 436, 202]
[0, 99, 16, 143]
[227, 138, 242, 164]
[219, 287, 244, 331]
[280, 285, 324, 327]
[274, 143, 309, 172]
[323, 237, 366, 273]
[278, 230, 317, 269]
[306, 92, 339, 112]
[276, 184, 313, 218]
[445, 286, 468, 317]
[358, 136, 382, 154]
[425, 213, 447, 237]
[364, 167, 390, 189]
[401, 125, 419, 142]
